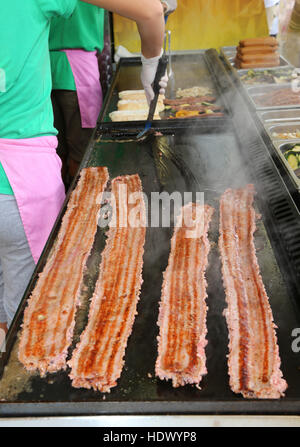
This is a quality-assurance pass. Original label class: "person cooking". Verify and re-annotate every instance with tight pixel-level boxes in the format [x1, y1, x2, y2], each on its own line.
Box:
[50, 0, 175, 187]
[49, 2, 106, 186]
[0, 0, 167, 333]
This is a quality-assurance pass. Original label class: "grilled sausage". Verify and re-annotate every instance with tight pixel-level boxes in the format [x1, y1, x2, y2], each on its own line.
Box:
[239, 36, 278, 47]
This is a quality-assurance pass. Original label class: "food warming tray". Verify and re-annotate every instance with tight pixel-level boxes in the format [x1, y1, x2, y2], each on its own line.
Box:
[246, 84, 300, 111]
[0, 50, 300, 417]
[220, 46, 291, 71]
[264, 122, 300, 142]
[272, 140, 300, 192]
[220, 46, 237, 57]
[258, 109, 300, 123]
[229, 56, 290, 71]
[238, 67, 296, 89]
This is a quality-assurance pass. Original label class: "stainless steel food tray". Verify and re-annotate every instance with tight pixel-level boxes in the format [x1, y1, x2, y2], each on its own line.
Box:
[227, 56, 290, 71]
[258, 109, 300, 123]
[247, 84, 300, 110]
[264, 122, 300, 143]
[220, 45, 291, 71]
[220, 45, 236, 58]
[238, 67, 296, 88]
[236, 55, 291, 73]
[273, 140, 300, 191]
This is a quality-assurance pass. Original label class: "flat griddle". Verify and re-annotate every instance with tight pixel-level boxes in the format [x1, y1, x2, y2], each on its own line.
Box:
[0, 50, 300, 417]
[97, 53, 230, 135]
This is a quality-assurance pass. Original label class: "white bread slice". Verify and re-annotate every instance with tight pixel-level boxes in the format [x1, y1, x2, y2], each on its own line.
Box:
[117, 99, 165, 113]
[119, 89, 165, 101]
[109, 110, 161, 122]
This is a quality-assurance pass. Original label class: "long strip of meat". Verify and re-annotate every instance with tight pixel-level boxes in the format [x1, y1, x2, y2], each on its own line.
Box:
[68, 174, 146, 392]
[156, 203, 214, 388]
[219, 185, 287, 399]
[18, 167, 109, 376]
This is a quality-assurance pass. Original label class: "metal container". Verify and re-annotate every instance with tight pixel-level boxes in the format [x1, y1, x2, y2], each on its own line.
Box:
[273, 140, 300, 191]
[258, 109, 300, 123]
[238, 67, 296, 87]
[219, 45, 236, 59]
[247, 84, 300, 110]
[227, 55, 290, 70]
[219, 44, 291, 72]
[264, 122, 300, 142]
[237, 55, 291, 73]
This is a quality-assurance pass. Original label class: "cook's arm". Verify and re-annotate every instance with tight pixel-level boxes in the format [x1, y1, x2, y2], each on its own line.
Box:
[81, 0, 165, 58]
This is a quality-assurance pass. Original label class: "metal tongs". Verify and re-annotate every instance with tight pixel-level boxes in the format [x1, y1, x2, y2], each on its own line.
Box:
[167, 30, 176, 99]
[137, 34, 168, 140]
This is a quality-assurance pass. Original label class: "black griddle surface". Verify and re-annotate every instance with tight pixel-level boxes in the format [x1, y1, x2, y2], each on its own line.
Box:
[1, 129, 300, 416]
[98, 53, 228, 132]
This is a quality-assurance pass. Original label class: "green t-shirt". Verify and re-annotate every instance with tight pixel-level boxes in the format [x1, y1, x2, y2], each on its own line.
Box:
[49, 3, 105, 91]
[0, 0, 77, 195]
[0, 165, 13, 195]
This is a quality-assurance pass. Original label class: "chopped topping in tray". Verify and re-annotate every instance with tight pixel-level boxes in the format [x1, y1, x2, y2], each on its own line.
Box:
[240, 68, 295, 85]
[272, 130, 300, 139]
[283, 144, 300, 176]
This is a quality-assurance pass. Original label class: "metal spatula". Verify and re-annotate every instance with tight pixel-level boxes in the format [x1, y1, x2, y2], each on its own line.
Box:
[137, 53, 168, 140]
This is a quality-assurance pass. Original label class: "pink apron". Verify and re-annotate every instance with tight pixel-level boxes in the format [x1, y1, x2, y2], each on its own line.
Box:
[0, 136, 65, 264]
[63, 49, 103, 128]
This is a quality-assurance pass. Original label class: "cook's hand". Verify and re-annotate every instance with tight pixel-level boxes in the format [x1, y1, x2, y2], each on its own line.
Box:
[161, 0, 177, 14]
[141, 51, 168, 104]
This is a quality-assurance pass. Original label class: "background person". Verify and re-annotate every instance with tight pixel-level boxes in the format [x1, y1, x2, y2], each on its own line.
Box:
[49, 2, 106, 187]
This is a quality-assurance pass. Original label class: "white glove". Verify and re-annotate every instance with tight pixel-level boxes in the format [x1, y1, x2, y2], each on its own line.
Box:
[162, 0, 177, 14]
[141, 51, 168, 104]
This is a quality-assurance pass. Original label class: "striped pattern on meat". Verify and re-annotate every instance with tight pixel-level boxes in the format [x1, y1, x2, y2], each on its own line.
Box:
[68, 174, 146, 392]
[18, 167, 109, 376]
[219, 185, 287, 399]
[156, 203, 214, 388]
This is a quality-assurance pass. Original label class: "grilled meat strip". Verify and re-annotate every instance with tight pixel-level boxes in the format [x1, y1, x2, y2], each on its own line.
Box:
[68, 174, 146, 392]
[219, 185, 287, 399]
[18, 167, 109, 376]
[156, 203, 214, 388]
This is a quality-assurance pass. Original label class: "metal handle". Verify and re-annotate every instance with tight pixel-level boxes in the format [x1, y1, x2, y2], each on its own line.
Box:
[151, 54, 168, 97]
[147, 54, 168, 121]
[168, 30, 173, 76]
